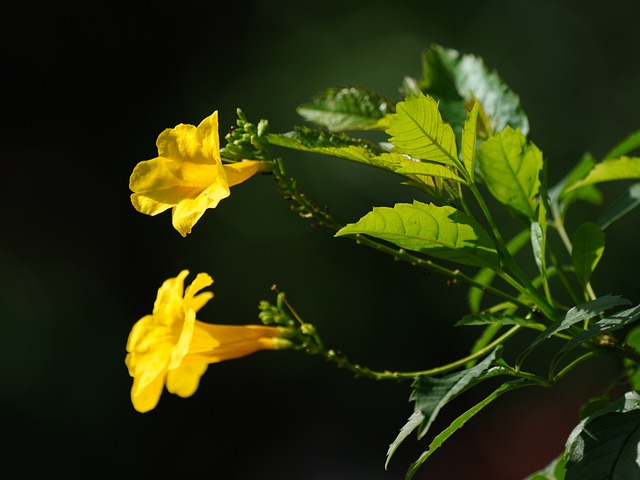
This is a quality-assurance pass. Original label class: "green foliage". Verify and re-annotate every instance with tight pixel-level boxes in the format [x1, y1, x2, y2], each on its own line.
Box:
[387, 93, 458, 166]
[476, 126, 543, 219]
[143, 43, 640, 480]
[564, 392, 640, 479]
[296, 86, 394, 131]
[416, 43, 529, 137]
[336, 201, 500, 268]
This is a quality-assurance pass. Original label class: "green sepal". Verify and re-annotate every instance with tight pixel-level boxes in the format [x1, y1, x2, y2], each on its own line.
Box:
[296, 86, 394, 132]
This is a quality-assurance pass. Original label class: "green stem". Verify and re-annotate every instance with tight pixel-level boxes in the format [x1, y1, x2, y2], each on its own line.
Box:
[270, 157, 526, 309]
[318, 325, 522, 381]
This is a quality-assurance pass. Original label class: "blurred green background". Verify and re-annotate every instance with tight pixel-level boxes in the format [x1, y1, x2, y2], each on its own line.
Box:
[3, 0, 639, 478]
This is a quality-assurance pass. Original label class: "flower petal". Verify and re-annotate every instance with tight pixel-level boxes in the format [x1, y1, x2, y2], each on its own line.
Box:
[130, 368, 166, 413]
[196, 111, 221, 164]
[166, 363, 208, 398]
[223, 160, 268, 187]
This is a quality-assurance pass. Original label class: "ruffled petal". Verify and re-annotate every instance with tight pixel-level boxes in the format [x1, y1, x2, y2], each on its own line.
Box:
[196, 111, 221, 164]
[130, 368, 166, 413]
[166, 363, 208, 398]
[156, 124, 208, 164]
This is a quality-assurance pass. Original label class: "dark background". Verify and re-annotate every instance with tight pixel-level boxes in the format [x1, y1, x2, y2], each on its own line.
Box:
[3, 0, 639, 478]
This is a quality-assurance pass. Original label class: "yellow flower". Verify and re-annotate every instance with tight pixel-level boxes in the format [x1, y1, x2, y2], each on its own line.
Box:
[125, 270, 291, 413]
[129, 111, 267, 236]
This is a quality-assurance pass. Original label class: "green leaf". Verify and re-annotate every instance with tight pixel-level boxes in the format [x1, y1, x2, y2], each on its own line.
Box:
[567, 156, 640, 191]
[597, 182, 640, 230]
[394, 157, 466, 183]
[405, 379, 531, 480]
[461, 102, 479, 181]
[556, 303, 640, 357]
[456, 311, 543, 328]
[386, 410, 424, 469]
[266, 127, 385, 164]
[564, 391, 640, 480]
[549, 153, 603, 221]
[572, 222, 605, 287]
[604, 128, 640, 159]
[411, 349, 500, 440]
[521, 295, 631, 357]
[419, 44, 529, 136]
[624, 326, 640, 390]
[524, 456, 567, 480]
[387, 93, 459, 166]
[296, 86, 394, 132]
[335, 200, 500, 268]
[477, 126, 543, 219]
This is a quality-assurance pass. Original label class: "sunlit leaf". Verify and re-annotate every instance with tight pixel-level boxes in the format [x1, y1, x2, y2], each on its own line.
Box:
[394, 157, 466, 183]
[572, 222, 605, 287]
[419, 44, 529, 137]
[267, 128, 385, 164]
[564, 391, 640, 480]
[335, 200, 500, 268]
[461, 102, 479, 181]
[477, 126, 543, 219]
[604, 128, 640, 159]
[387, 93, 459, 166]
[567, 156, 640, 191]
[296, 86, 394, 131]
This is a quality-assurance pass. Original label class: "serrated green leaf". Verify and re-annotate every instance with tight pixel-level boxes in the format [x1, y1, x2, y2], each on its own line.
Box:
[296, 86, 394, 131]
[410, 349, 499, 441]
[477, 126, 543, 219]
[567, 156, 640, 191]
[456, 311, 542, 328]
[387, 93, 459, 166]
[462, 102, 479, 181]
[386, 410, 424, 469]
[564, 391, 640, 480]
[597, 182, 640, 230]
[604, 128, 640, 159]
[572, 222, 605, 287]
[521, 295, 631, 357]
[556, 303, 640, 357]
[405, 379, 530, 480]
[266, 128, 385, 164]
[419, 44, 529, 137]
[394, 156, 466, 183]
[335, 200, 499, 268]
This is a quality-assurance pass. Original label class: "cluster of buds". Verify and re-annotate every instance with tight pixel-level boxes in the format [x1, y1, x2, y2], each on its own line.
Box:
[221, 108, 270, 161]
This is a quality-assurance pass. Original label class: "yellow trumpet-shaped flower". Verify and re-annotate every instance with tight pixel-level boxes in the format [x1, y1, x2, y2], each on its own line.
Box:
[129, 111, 267, 236]
[125, 270, 291, 413]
